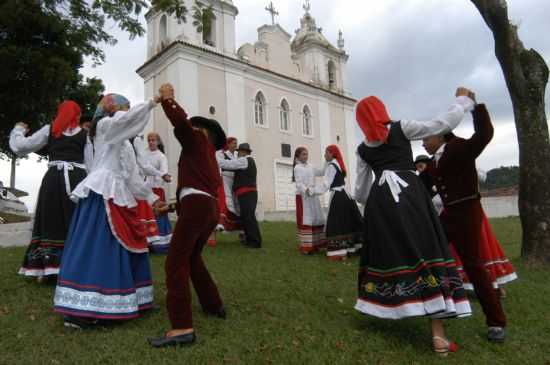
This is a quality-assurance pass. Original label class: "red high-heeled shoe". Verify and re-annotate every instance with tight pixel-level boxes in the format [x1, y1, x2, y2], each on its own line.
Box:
[433, 336, 459, 357]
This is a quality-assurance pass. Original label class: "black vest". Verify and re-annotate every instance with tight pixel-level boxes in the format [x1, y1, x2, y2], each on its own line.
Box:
[47, 126, 87, 163]
[329, 162, 346, 189]
[233, 156, 257, 190]
[357, 122, 415, 177]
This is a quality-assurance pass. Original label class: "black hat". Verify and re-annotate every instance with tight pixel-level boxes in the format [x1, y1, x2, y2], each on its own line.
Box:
[414, 155, 431, 164]
[237, 143, 252, 153]
[189, 116, 227, 150]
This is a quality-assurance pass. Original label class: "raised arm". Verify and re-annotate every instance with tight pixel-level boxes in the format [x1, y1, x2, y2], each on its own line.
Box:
[160, 98, 194, 148]
[354, 152, 374, 205]
[9, 124, 50, 157]
[400, 95, 475, 141]
[218, 156, 249, 171]
[102, 100, 157, 145]
[463, 104, 494, 160]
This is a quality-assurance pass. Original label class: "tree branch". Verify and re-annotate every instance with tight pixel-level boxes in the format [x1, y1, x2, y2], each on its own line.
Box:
[469, 0, 527, 97]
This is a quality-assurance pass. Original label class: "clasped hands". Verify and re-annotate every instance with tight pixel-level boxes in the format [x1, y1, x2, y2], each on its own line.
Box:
[152, 199, 169, 215]
[154, 83, 176, 104]
[456, 87, 476, 103]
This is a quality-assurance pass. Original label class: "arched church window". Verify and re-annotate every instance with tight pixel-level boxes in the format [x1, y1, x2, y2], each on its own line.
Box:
[328, 60, 336, 89]
[255, 92, 267, 126]
[302, 105, 312, 136]
[159, 15, 168, 48]
[280, 99, 290, 132]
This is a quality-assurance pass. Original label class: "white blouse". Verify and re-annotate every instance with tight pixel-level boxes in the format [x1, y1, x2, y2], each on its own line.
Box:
[217, 151, 249, 173]
[354, 96, 475, 204]
[294, 162, 325, 195]
[71, 100, 158, 207]
[312, 160, 343, 195]
[9, 125, 94, 170]
[132, 137, 168, 189]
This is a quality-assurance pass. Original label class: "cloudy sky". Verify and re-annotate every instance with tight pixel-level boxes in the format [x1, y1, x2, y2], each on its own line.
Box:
[2, 0, 549, 211]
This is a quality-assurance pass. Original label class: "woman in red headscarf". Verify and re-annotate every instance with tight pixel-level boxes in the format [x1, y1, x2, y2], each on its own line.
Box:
[9, 100, 92, 282]
[352, 89, 475, 355]
[308, 144, 363, 260]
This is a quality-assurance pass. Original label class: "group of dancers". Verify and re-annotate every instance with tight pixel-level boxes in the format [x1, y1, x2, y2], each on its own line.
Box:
[9, 82, 515, 354]
[292, 87, 516, 354]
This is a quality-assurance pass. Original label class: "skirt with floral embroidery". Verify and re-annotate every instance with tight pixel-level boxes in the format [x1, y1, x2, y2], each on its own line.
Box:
[355, 172, 471, 319]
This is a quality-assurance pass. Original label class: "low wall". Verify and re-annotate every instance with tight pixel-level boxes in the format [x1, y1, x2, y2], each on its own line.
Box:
[0, 221, 32, 247]
[481, 195, 519, 218]
[263, 196, 519, 222]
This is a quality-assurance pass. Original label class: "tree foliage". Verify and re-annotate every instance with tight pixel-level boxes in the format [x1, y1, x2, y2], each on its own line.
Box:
[480, 166, 519, 191]
[0, 0, 189, 159]
[192, 3, 216, 38]
[0, 0, 84, 159]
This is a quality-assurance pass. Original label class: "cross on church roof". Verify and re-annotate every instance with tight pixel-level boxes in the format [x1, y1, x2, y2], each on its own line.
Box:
[303, 0, 311, 13]
[265, 1, 279, 25]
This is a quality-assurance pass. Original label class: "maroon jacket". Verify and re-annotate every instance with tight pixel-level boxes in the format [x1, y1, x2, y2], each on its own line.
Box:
[161, 99, 221, 200]
[427, 104, 494, 207]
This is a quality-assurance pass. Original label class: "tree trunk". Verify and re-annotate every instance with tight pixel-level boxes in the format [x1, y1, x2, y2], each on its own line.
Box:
[470, 0, 550, 265]
[10, 157, 16, 188]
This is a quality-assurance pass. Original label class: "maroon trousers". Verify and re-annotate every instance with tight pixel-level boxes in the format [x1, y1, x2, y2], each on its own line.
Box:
[165, 194, 223, 329]
[441, 200, 507, 327]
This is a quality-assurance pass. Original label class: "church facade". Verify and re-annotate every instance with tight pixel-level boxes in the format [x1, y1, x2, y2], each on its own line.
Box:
[137, 0, 358, 213]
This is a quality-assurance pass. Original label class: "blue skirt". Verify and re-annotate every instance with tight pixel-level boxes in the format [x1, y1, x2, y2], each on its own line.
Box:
[54, 192, 154, 320]
[149, 215, 172, 254]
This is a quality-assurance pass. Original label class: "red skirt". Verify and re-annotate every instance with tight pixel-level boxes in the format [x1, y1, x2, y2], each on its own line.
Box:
[136, 200, 161, 245]
[450, 211, 517, 290]
[106, 200, 150, 253]
[217, 183, 242, 232]
[296, 195, 325, 254]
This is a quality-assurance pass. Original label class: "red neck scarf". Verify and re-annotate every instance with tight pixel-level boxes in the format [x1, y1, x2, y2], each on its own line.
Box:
[356, 96, 391, 143]
[326, 145, 347, 176]
[51, 100, 81, 139]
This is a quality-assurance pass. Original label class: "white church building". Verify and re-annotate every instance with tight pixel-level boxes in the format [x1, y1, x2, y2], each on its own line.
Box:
[137, 0, 358, 213]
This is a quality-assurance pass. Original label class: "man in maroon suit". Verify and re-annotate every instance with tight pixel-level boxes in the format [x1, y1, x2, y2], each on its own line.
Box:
[149, 83, 227, 348]
[423, 96, 507, 343]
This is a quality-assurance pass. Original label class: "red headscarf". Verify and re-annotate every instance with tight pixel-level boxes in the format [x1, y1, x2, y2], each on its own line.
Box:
[224, 137, 237, 151]
[326, 145, 347, 176]
[51, 100, 81, 139]
[356, 96, 391, 143]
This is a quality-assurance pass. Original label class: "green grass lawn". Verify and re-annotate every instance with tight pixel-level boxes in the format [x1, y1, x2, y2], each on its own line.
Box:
[1, 217, 550, 364]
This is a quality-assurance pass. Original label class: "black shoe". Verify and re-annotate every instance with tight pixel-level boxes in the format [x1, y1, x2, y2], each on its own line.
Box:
[63, 316, 99, 330]
[487, 327, 506, 343]
[205, 306, 227, 319]
[148, 332, 196, 348]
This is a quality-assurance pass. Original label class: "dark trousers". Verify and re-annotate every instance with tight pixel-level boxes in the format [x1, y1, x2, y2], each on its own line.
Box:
[165, 194, 223, 329]
[442, 200, 507, 327]
[237, 191, 262, 247]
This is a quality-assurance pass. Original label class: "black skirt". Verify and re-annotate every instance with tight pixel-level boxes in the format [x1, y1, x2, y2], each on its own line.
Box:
[19, 165, 87, 277]
[325, 190, 363, 251]
[355, 171, 471, 319]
